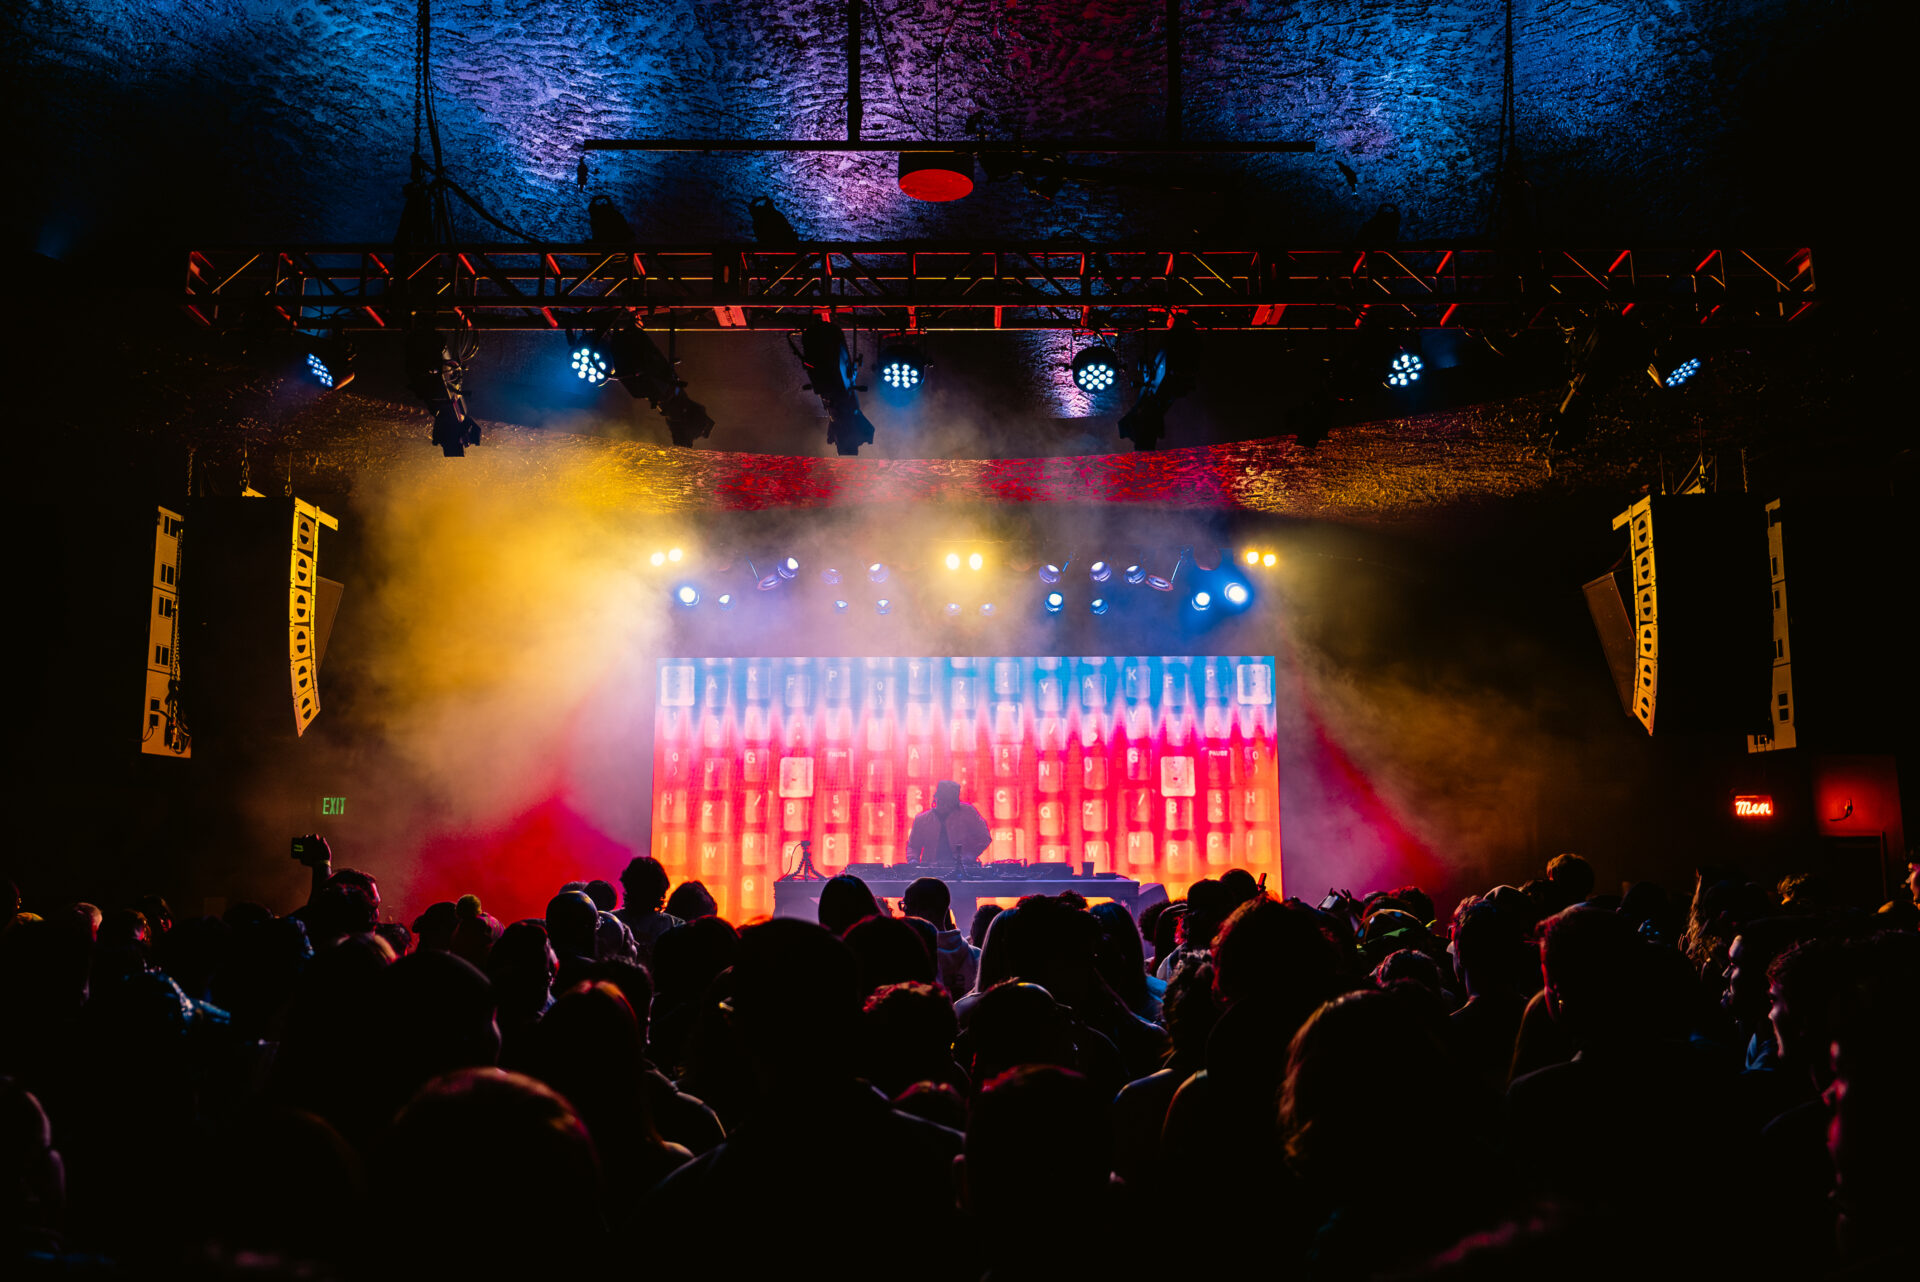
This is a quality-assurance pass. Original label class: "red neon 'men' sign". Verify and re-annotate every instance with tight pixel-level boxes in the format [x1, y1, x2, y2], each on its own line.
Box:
[1734, 795, 1775, 818]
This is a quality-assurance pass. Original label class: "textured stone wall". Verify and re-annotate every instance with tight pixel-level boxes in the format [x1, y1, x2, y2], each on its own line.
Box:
[6, 0, 1881, 258]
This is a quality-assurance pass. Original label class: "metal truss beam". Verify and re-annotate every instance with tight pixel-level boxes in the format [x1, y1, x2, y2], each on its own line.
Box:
[183, 244, 1818, 333]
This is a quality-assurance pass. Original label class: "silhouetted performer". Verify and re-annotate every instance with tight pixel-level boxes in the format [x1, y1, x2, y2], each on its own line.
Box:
[906, 780, 991, 869]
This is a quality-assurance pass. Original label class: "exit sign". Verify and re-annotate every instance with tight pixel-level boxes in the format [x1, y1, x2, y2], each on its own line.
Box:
[1733, 794, 1774, 818]
[320, 796, 347, 816]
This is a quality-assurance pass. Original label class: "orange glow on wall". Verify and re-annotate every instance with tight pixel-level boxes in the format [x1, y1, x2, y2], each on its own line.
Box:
[1733, 794, 1775, 818]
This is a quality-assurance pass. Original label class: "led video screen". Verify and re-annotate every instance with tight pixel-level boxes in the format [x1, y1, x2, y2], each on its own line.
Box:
[652, 656, 1280, 920]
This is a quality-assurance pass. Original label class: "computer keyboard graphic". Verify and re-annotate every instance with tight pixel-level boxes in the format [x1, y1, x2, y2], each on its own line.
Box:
[651, 656, 1280, 919]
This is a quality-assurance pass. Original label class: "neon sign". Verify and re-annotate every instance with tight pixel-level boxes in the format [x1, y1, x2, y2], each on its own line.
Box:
[1733, 794, 1774, 818]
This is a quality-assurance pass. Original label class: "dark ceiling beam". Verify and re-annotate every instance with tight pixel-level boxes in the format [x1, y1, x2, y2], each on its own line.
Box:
[580, 139, 1315, 154]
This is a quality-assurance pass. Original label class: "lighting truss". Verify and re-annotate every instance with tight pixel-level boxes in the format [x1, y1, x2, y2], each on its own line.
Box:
[183, 245, 1819, 333]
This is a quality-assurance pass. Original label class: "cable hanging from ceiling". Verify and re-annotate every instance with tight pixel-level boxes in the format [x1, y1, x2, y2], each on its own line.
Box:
[397, 0, 541, 249]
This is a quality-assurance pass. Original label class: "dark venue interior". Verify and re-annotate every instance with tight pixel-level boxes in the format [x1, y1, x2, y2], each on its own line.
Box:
[3, 1, 1915, 1278]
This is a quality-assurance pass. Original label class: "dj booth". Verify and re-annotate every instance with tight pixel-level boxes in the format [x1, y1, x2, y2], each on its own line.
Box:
[772, 864, 1152, 924]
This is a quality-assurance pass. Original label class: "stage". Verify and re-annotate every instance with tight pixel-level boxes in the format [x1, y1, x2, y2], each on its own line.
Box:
[651, 655, 1283, 920]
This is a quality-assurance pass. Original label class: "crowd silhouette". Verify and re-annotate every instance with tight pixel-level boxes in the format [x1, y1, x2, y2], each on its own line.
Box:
[3, 850, 1918, 1279]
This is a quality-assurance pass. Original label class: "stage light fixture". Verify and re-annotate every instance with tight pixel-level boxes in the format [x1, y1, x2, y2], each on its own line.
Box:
[408, 328, 480, 457]
[1191, 590, 1212, 611]
[1090, 560, 1111, 583]
[649, 551, 667, 567]
[822, 568, 843, 585]
[876, 599, 892, 615]
[570, 343, 611, 385]
[1125, 564, 1145, 585]
[795, 320, 876, 455]
[1090, 597, 1109, 615]
[1119, 321, 1197, 451]
[878, 342, 926, 392]
[717, 593, 734, 608]
[1224, 582, 1249, 605]
[676, 585, 700, 606]
[1071, 345, 1120, 394]
[980, 603, 995, 617]
[945, 602, 962, 618]
[1262, 553, 1277, 567]
[834, 599, 849, 613]
[969, 552, 984, 571]
[569, 320, 714, 446]
[1386, 351, 1424, 387]
[1045, 592, 1065, 614]
[1145, 550, 1188, 592]
[1653, 356, 1703, 388]
[1244, 549, 1260, 566]
[668, 547, 683, 562]
[303, 335, 355, 391]
[778, 557, 800, 579]
[1039, 564, 1062, 585]
[868, 562, 889, 583]
[945, 552, 962, 570]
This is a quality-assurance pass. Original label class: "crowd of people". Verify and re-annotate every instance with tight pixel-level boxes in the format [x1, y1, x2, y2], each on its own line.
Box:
[3, 846, 1917, 1279]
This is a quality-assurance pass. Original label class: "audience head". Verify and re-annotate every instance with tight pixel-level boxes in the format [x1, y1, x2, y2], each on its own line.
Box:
[902, 877, 954, 931]
[378, 1069, 602, 1269]
[410, 901, 459, 952]
[966, 982, 1076, 1083]
[817, 874, 883, 937]
[664, 880, 718, 920]
[545, 890, 599, 960]
[582, 959, 654, 1041]
[969, 903, 1003, 950]
[1212, 896, 1344, 1019]
[522, 981, 657, 1149]
[375, 949, 501, 1110]
[1539, 905, 1665, 1047]
[1089, 901, 1148, 1005]
[962, 1066, 1111, 1228]
[1180, 879, 1231, 948]
[1545, 853, 1596, 905]
[0, 1077, 64, 1232]
[1827, 932, 1920, 1262]
[843, 913, 937, 995]
[727, 918, 861, 1084]
[486, 919, 558, 1015]
[1281, 987, 1463, 1196]
[1373, 946, 1446, 995]
[619, 856, 671, 914]
[1766, 935, 1857, 1073]
[450, 895, 496, 968]
[650, 915, 740, 1002]
[1453, 898, 1522, 997]
[1389, 884, 1436, 926]
[1161, 958, 1220, 1072]
[1218, 868, 1262, 910]
[583, 879, 619, 913]
[859, 981, 962, 1097]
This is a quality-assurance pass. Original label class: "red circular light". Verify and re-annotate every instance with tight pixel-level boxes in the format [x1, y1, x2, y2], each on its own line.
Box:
[898, 153, 974, 202]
